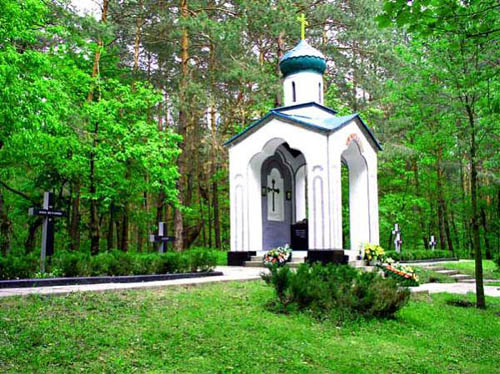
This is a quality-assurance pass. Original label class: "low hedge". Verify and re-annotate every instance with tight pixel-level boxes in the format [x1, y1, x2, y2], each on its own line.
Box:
[0, 249, 217, 280]
[385, 250, 456, 262]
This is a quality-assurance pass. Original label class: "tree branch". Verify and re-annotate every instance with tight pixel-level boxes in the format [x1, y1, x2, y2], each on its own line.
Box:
[0, 181, 36, 204]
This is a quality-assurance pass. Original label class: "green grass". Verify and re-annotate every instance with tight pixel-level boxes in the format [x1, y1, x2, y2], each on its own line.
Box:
[1, 281, 500, 374]
[442, 260, 500, 280]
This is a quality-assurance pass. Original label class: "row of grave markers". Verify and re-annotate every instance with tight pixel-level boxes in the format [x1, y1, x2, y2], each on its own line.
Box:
[28, 192, 175, 273]
[391, 223, 437, 253]
[28, 193, 440, 273]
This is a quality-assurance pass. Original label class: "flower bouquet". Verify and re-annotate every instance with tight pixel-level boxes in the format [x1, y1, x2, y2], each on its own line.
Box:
[263, 244, 292, 267]
[362, 243, 385, 265]
[378, 262, 419, 287]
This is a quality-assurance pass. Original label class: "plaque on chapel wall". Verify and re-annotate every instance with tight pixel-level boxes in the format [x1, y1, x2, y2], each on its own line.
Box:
[267, 168, 284, 221]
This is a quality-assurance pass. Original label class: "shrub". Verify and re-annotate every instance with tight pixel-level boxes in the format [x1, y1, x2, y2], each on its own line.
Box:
[262, 263, 410, 323]
[187, 249, 217, 272]
[0, 248, 217, 280]
[0, 253, 39, 279]
[49, 251, 91, 277]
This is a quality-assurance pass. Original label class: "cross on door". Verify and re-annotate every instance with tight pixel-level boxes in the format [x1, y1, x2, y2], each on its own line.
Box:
[268, 179, 280, 212]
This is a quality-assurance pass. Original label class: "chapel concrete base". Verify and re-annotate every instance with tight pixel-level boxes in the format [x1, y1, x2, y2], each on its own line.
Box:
[229, 249, 357, 266]
[227, 251, 257, 266]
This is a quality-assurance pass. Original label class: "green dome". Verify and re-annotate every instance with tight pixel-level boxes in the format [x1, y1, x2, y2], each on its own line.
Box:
[279, 40, 326, 77]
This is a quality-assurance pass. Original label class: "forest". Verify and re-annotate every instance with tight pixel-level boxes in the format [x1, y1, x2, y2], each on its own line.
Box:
[0, 0, 499, 259]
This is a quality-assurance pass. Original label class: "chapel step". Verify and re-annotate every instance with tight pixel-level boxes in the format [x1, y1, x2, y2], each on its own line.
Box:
[250, 255, 306, 262]
[243, 261, 303, 268]
[434, 269, 459, 276]
[450, 274, 473, 281]
[427, 266, 447, 271]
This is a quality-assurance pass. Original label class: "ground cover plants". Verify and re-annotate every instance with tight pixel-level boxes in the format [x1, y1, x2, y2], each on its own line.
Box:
[0, 249, 218, 280]
[1, 281, 499, 374]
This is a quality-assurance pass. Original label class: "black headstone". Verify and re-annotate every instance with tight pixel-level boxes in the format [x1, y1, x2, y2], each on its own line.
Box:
[291, 220, 308, 250]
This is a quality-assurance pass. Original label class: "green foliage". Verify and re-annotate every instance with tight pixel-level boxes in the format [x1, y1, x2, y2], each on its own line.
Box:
[385, 250, 456, 262]
[263, 263, 410, 322]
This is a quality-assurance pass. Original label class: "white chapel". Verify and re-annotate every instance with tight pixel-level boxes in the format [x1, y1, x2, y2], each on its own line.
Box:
[225, 38, 381, 266]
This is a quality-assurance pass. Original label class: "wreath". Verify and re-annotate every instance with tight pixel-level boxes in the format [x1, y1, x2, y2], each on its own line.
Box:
[263, 244, 292, 267]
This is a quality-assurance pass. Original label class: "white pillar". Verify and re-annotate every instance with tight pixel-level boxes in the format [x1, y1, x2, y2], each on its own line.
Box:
[367, 157, 380, 244]
[307, 160, 332, 250]
[295, 165, 307, 222]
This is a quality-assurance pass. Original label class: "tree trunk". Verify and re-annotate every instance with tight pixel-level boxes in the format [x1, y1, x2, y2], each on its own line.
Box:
[88, 0, 109, 256]
[412, 158, 428, 248]
[443, 206, 454, 254]
[25, 217, 42, 254]
[69, 182, 81, 251]
[0, 191, 11, 256]
[275, 32, 284, 107]
[197, 181, 206, 247]
[115, 212, 122, 251]
[481, 206, 491, 259]
[210, 107, 221, 249]
[466, 103, 485, 309]
[436, 150, 447, 250]
[121, 209, 129, 251]
[107, 203, 114, 250]
[174, 0, 189, 251]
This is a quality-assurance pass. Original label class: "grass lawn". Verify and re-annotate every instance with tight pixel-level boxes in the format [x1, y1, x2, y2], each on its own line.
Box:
[442, 260, 500, 280]
[1, 281, 500, 374]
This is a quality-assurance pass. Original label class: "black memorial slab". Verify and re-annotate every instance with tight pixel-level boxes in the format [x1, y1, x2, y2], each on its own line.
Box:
[306, 250, 349, 265]
[227, 251, 256, 266]
[291, 220, 308, 251]
[28, 192, 66, 272]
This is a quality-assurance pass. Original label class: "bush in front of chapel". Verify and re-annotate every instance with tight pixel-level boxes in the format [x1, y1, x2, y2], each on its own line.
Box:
[262, 263, 410, 323]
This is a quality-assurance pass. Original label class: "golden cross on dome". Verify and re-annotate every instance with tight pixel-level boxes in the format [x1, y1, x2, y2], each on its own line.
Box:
[297, 13, 308, 40]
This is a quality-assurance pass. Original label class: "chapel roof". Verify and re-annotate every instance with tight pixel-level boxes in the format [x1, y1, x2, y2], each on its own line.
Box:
[224, 102, 382, 151]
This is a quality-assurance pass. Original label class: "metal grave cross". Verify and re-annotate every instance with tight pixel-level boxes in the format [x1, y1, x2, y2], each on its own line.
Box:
[392, 223, 402, 253]
[297, 13, 308, 40]
[267, 179, 280, 212]
[28, 192, 66, 273]
[149, 222, 175, 253]
[429, 235, 437, 251]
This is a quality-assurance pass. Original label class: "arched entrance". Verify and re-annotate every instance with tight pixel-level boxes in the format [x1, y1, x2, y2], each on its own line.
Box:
[261, 154, 292, 249]
[341, 138, 371, 251]
[257, 142, 307, 251]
